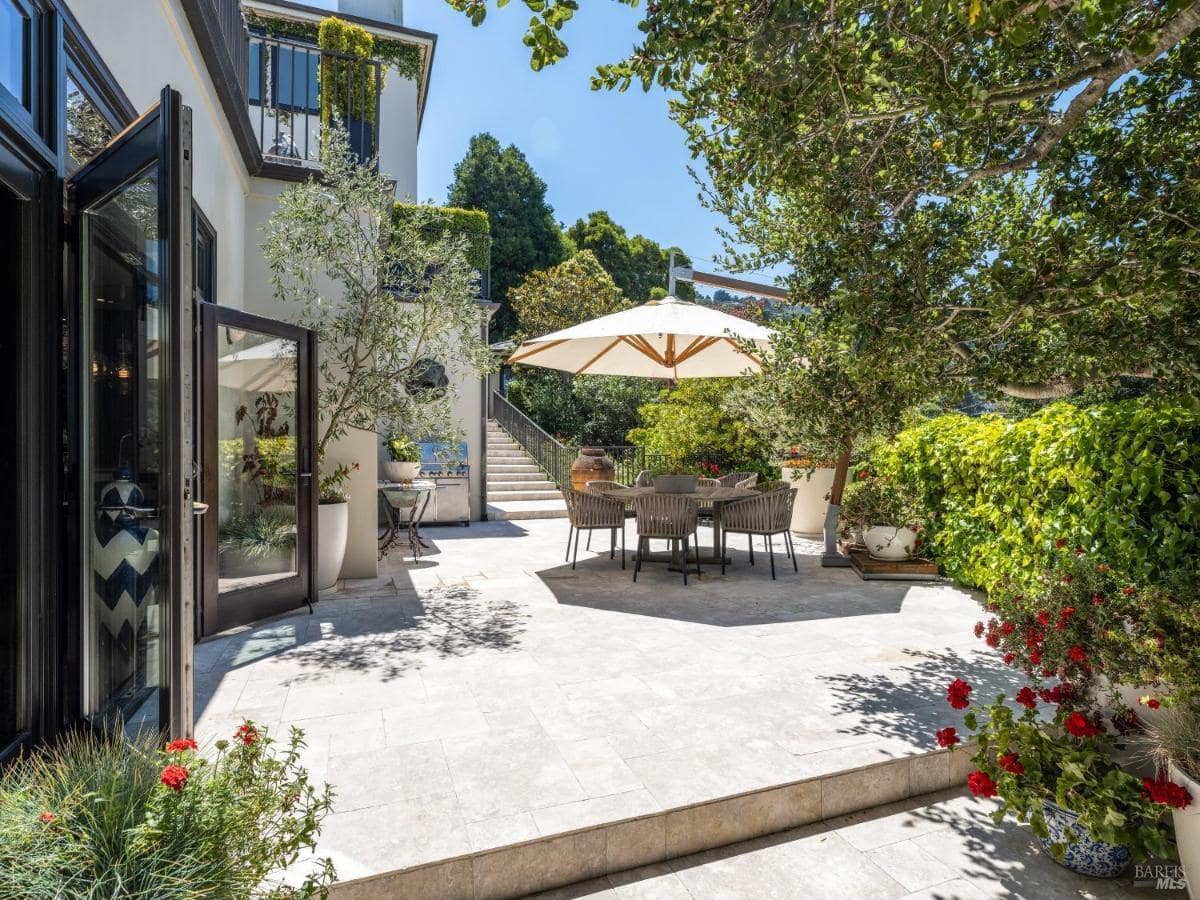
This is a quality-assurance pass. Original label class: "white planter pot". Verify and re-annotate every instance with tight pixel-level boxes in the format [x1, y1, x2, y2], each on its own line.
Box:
[381, 460, 421, 483]
[1169, 762, 1200, 900]
[781, 465, 835, 534]
[862, 525, 918, 561]
[317, 502, 349, 591]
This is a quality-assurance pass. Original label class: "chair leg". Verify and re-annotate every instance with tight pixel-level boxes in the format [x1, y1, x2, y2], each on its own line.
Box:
[681, 537, 688, 586]
[721, 530, 727, 575]
[586, 530, 592, 551]
[610, 527, 616, 559]
[565, 525, 573, 562]
[572, 528, 582, 570]
[633, 536, 642, 582]
[749, 535, 755, 565]
[786, 532, 798, 571]
[769, 536, 776, 580]
[620, 525, 626, 570]
[694, 529, 702, 578]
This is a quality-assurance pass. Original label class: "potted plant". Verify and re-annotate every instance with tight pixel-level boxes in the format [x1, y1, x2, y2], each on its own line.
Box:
[646, 464, 698, 494]
[937, 682, 1187, 878]
[217, 510, 297, 579]
[317, 461, 356, 591]
[838, 469, 925, 560]
[383, 434, 422, 483]
[779, 447, 837, 534]
[1141, 704, 1200, 898]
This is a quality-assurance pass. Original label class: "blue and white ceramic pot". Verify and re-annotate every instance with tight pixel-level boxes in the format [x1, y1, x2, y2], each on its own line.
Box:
[1039, 800, 1132, 878]
[93, 468, 159, 644]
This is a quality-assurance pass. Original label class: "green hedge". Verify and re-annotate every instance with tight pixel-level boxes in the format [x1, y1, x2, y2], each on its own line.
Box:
[393, 203, 490, 272]
[879, 401, 1200, 592]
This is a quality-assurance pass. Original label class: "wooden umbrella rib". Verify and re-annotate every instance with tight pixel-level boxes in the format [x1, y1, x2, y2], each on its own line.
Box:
[673, 335, 721, 365]
[622, 335, 667, 366]
[507, 339, 567, 365]
[575, 337, 622, 375]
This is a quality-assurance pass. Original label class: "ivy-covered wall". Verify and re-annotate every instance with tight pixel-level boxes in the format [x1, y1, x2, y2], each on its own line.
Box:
[245, 11, 424, 89]
[393, 203, 491, 275]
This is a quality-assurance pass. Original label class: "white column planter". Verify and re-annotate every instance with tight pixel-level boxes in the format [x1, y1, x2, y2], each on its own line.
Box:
[1169, 762, 1199, 900]
[781, 464, 835, 535]
[317, 501, 349, 591]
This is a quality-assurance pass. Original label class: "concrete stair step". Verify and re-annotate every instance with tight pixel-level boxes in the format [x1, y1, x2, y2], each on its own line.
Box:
[487, 479, 558, 491]
[486, 471, 549, 483]
[487, 449, 529, 458]
[489, 464, 541, 473]
[486, 499, 569, 520]
[487, 490, 563, 502]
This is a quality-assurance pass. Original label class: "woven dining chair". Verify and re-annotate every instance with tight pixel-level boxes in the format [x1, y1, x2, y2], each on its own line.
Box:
[719, 486, 798, 579]
[634, 470, 654, 487]
[632, 494, 701, 585]
[584, 480, 635, 549]
[754, 479, 790, 493]
[696, 477, 720, 488]
[564, 489, 627, 570]
[717, 471, 759, 489]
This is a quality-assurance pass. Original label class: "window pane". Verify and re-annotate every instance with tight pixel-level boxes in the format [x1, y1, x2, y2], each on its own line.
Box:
[83, 167, 168, 736]
[276, 46, 319, 112]
[66, 76, 115, 175]
[0, 0, 28, 106]
[248, 42, 262, 104]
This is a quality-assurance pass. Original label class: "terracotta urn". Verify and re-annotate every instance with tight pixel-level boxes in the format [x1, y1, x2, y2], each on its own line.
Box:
[570, 447, 615, 492]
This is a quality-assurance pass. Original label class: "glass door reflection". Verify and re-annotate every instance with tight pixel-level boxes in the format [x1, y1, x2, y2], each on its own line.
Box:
[216, 328, 299, 593]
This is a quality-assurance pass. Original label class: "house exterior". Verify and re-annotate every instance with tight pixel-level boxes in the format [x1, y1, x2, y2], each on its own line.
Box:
[1, 0, 489, 757]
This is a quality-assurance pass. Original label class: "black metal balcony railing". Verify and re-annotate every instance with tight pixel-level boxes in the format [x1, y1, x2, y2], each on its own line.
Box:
[491, 392, 672, 489]
[247, 33, 382, 168]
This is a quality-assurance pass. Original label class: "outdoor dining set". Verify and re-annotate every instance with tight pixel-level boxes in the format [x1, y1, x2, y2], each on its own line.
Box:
[564, 472, 800, 583]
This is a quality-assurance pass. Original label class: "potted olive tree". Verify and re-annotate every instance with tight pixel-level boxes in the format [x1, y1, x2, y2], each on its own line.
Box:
[263, 128, 493, 589]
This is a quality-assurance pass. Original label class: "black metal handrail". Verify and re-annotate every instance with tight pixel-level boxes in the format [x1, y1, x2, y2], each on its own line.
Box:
[247, 33, 382, 168]
[491, 392, 672, 489]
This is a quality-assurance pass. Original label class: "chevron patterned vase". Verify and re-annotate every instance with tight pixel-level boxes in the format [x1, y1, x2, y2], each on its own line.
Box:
[92, 470, 159, 651]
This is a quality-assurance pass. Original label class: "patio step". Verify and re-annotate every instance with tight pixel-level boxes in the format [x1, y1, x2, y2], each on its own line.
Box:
[488, 479, 559, 492]
[486, 471, 550, 483]
[487, 489, 564, 502]
[329, 745, 975, 900]
[488, 464, 542, 474]
[486, 498, 569, 520]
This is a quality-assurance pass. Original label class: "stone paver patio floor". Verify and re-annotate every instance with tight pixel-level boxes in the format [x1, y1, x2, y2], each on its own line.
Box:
[196, 518, 1019, 882]
[531, 788, 1176, 899]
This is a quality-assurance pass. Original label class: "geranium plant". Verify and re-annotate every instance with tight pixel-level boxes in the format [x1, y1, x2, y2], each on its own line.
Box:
[937, 682, 1188, 862]
[0, 721, 334, 898]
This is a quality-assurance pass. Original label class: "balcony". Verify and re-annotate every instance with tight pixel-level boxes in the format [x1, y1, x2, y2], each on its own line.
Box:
[247, 33, 382, 169]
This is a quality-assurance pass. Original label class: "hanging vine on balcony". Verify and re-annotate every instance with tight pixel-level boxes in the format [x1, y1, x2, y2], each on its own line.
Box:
[244, 11, 424, 89]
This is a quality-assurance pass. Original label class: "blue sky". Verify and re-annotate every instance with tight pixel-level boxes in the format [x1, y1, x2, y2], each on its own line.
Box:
[309, 0, 784, 287]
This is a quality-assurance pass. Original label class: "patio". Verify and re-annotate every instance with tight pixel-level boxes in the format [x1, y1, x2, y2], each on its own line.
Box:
[195, 517, 1020, 886]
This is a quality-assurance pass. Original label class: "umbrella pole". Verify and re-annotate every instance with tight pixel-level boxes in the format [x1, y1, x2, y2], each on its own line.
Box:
[821, 443, 853, 567]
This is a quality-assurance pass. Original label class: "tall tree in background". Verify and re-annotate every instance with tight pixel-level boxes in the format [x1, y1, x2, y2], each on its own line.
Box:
[448, 0, 1200, 401]
[448, 133, 568, 338]
[565, 211, 693, 302]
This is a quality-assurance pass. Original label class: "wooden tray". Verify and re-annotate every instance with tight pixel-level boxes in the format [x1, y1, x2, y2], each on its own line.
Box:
[840, 543, 941, 581]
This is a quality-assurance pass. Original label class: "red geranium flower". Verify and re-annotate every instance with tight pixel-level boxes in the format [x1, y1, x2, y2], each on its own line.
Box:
[1001, 621, 1015, 636]
[1142, 776, 1193, 809]
[947, 678, 973, 710]
[985, 632, 1001, 648]
[973, 621, 985, 639]
[1015, 687, 1038, 709]
[37, 810, 56, 823]
[1091, 594, 1104, 605]
[1063, 712, 1103, 738]
[1139, 696, 1162, 710]
[998, 753, 1025, 775]
[1036, 611, 1052, 626]
[165, 738, 198, 753]
[1054, 538, 1068, 550]
[1029, 648, 1043, 665]
[967, 770, 998, 798]
[1122, 586, 1136, 596]
[1068, 645, 1088, 664]
[935, 726, 960, 748]
[160, 764, 190, 792]
[1026, 627, 1044, 648]
[1003, 652, 1016, 665]
[235, 724, 258, 746]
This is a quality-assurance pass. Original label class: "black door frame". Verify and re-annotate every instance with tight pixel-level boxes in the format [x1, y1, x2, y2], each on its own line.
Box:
[67, 87, 195, 737]
[198, 303, 318, 636]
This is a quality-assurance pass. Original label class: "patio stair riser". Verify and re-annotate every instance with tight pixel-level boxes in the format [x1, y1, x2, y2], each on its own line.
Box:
[485, 418, 567, 520]
[330, 745, 977, 900]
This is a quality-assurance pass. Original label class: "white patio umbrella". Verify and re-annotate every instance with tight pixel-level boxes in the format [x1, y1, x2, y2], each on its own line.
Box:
[506, 295, 772, 379]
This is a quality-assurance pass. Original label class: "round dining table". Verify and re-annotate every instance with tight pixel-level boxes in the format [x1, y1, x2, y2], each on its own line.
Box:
[589, 483, 758, 568]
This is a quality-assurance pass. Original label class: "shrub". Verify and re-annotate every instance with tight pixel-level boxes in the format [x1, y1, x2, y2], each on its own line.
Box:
[879, 400, 1200, 593]
[839, 471, 926, 536]
[0, 722, 334, 898]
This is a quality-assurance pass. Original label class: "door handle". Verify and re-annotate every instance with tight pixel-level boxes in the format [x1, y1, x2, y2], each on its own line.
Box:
[192, 501, 210, 515]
